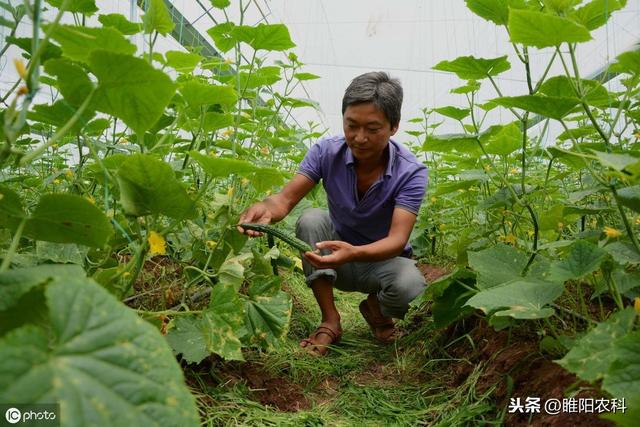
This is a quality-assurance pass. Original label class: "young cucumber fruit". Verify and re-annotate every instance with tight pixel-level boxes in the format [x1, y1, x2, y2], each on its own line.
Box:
[239, 223, 313, 252]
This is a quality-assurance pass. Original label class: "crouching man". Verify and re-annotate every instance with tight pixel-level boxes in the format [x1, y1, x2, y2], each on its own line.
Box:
[238, 71, 428, 355]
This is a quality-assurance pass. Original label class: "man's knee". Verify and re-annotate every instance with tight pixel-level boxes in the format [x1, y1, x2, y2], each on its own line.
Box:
[378, 262, 426, 318]
[295, 208, 327, 236]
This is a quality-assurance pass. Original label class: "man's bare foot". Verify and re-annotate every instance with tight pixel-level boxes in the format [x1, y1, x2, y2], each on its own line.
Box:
[359, 294, 401, 343]
[300, 321, 342, 356]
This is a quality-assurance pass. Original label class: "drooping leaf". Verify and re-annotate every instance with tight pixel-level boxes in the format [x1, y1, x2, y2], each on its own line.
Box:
[464, 0, 526, 25]
[117, 154, 196, 219]
[434, 106, 470, 121]
[0, 276, 200, 426]
[166, 283, 244, 362]
[466, 279, 563, 319]
[604, 242, 640, 266]
[237, 24, 296, 51]
[549, 239, 608, 282]
[432, 55, 510, 80]
[45, 24, 136, 64]
[244, 291, 291, 349]
[180, 80, 237, 108]
[617, 185, 640, 213]
[6, 36, 62, 61]
[508, 9, 592, 47]
[485, 122, 522, 156]
[90, 51, 176, 136]
[190, 152, 257, 177]
[0, 264, 83, 312]
[610, 50, 640, 75]
[293, 72, 321, 81]
[43, 59, 94, 107]
[23, 194, 112, 248]
[492, 95, 580, 120]
[202, 112, 234, 132]
[209, 0, 231, 8]
[468, 244, 529, 289]
[28, 100, 95, 133]
[570, 0, 626, 30]
[142, 0, 175, 35]
[98, 13, 142, 35]
[0, 185, 26, 231]
[557, 308, 636, 382]
[165, 51, 203, 73]
[46, 0, 98, 14]
[602, 331, 640, 425]
[422, 134, 481, 154]
[590, 150, 640, 172]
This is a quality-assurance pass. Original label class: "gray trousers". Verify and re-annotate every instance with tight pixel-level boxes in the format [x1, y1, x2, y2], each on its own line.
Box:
[295, 208, 426, 319]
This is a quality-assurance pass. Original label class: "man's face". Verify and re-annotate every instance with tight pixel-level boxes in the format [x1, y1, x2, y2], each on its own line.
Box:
[343, 102, 398, 163]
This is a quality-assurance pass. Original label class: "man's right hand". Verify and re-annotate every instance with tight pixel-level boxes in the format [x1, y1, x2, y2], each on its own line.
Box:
[237, 202, 272, 237]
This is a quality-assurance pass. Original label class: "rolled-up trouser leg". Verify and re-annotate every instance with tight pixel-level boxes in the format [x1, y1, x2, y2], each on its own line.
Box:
[295, 208, 340, 285]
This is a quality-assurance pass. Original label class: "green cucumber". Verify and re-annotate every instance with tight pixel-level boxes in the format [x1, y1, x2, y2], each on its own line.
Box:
[239, 223, 313, 252]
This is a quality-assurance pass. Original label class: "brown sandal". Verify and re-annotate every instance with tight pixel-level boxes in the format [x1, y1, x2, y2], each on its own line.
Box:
[300, 323, 342, 356]
[359, 299, 402, 344]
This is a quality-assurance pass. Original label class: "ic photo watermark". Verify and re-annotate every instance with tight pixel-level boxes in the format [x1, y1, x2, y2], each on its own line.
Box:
[1, 404, 59, 427]
[507, 396, 626, 415]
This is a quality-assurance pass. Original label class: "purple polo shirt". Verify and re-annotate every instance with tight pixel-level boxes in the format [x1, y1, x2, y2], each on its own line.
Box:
[297, 135, 428, 254]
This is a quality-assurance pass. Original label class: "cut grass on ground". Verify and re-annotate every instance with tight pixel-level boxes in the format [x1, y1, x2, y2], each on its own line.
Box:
[187, 271, 498, 426]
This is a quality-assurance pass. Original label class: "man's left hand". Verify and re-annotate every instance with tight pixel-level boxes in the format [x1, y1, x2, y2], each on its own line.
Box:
[303, 240, 357, 269]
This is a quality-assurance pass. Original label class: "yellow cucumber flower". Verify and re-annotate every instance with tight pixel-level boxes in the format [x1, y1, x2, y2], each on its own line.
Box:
[604, 226, 622, 239]
[148, 231, 166, 255]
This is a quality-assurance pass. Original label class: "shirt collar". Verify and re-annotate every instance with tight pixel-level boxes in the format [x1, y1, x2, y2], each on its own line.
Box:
[344, 138, 396, 178]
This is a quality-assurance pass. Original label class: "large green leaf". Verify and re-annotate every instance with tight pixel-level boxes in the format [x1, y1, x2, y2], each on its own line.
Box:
[508, 9, 592, 47]
[191, 151, 257, 177]
[605, 242, 640, 266]
[557, 308, 636, 382]
[46, 0, 98, 14]
[98, 13, 142, 35]
[166, 283, 244, 362]
[0, 276, 200, 426]
[117, 154, 196, 219]
[142, 0, 175, 35]
[180, 80, 237, 108]
[464, 0, 526, 25]
[468, 244, 529, 289]
[45, 24, 136, 64]
[28, 100, 95, 133]
[207, 22, 295, 52]
[0, 185, 26, 230]
[434, 106, 470, 121]
[485, 122, 522, 156]
[610, 50, 640, 75]
[244, 291, 291, 349]
[570, 0, 626, 30]
[603, 330, 640, 399]
[432, 55, 510, 80]
[492, 95, 580, 120]
[549, 239, 607, 283]
[44, 58, 94, 107]
[0, 264, 83, 312]
[590, 151, 640, 172]
[23, 194, 112, 248]
[538, 75, 610, 107]
[617, 185, 640, 213]
[165, 51, 203, 73]
[422, 134, 481, 154]
[90, 51, 176, 136]
[466, 279, 563, 319]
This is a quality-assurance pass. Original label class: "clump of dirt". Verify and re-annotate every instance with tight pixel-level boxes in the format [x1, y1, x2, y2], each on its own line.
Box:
[418, 263, 450, 283]
[445, 318, 613, 426]
[191, 359, 311, 412]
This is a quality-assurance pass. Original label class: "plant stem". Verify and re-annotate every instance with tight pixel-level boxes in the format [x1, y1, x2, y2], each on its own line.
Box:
[0, 218, 27, 272]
